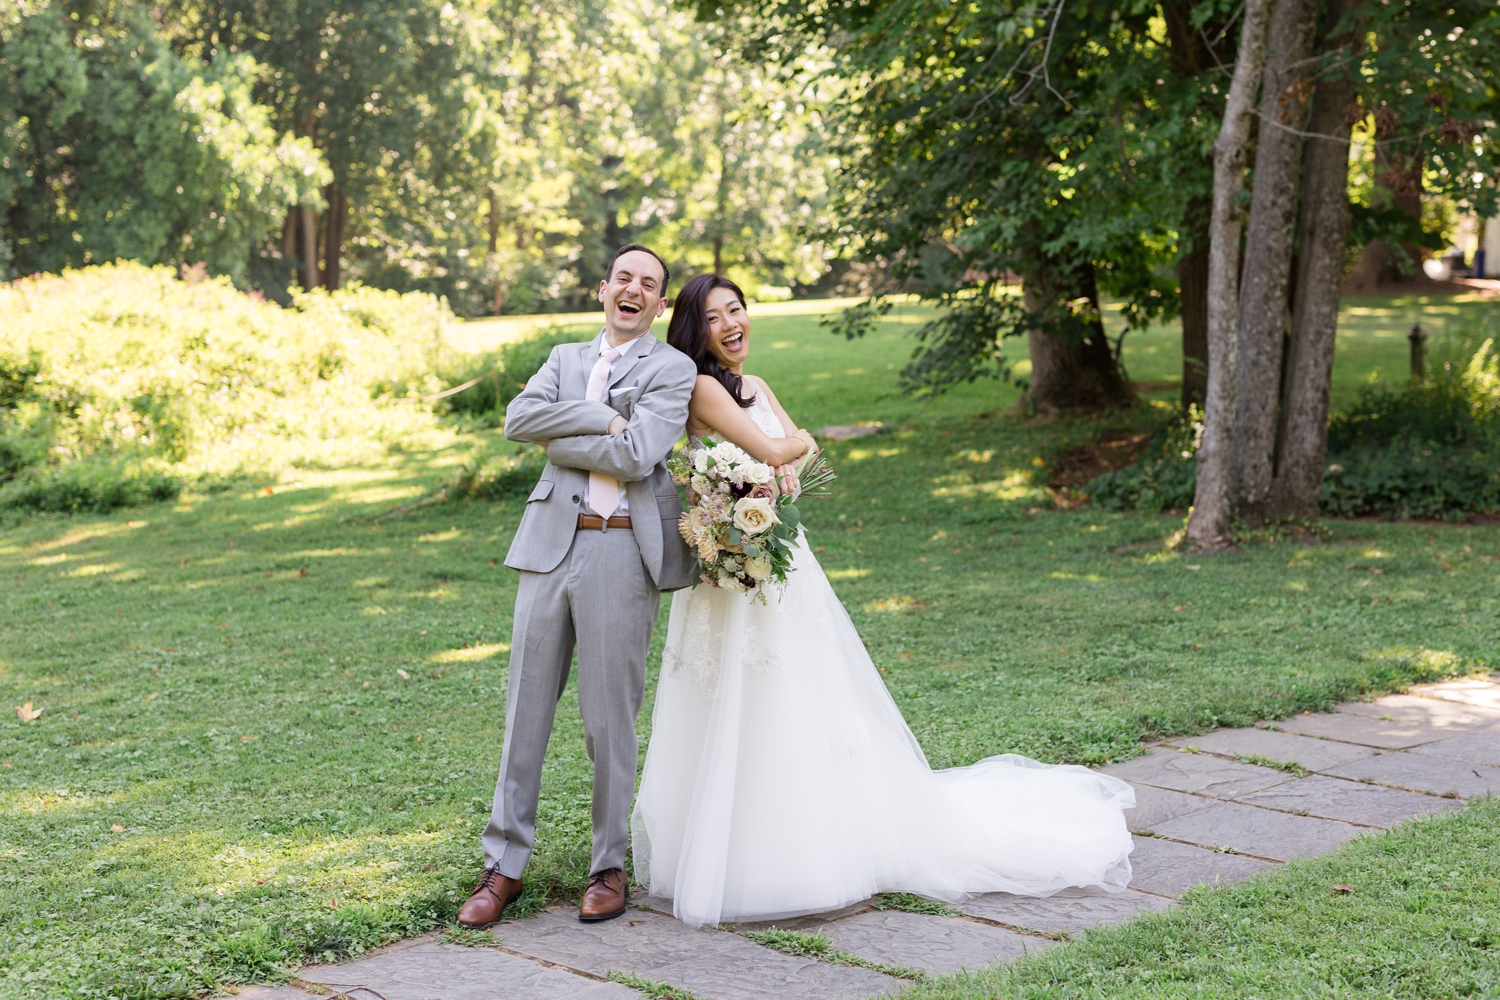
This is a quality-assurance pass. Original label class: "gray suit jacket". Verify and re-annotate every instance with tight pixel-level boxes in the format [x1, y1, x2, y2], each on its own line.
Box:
[503, 330, 699, 592]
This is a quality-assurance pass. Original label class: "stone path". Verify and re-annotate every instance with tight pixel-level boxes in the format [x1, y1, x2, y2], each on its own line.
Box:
[239, 676, 1500, 1000]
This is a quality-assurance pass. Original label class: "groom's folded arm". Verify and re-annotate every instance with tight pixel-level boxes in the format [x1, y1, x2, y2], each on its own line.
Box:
[503, 347, 618, 442]
[545, 366, 694, 483]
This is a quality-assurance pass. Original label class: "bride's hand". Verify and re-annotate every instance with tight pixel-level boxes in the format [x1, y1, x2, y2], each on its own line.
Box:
[773, 463, 800, 497]
[793, 429, 818, 458]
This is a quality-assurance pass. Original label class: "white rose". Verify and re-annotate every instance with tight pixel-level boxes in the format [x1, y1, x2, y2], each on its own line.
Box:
[742, 462, 773, 485]
[693, 450, 709, 473]
[708, 442, 741, 466]
[744, 555, 772, 581]
[733, 497, 779, 535]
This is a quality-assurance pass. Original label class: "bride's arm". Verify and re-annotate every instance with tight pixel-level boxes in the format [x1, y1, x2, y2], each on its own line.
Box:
[750, 377, 817, 458]
[690, 375, 809, 466]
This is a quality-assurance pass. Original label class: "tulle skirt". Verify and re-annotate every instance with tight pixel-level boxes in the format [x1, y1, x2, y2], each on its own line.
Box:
[631, 536, 1135, 929]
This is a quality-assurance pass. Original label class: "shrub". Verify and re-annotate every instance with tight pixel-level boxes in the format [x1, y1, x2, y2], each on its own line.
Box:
[1086, 330, 1500, 520]
[1084, 407, 1201, 513]
[1322, 442, 1500, 520]
[0, 458, 184, 513]
[447, 445, 549, 501]
[0, 262, 456, 511]
[435, 327, 591, 426]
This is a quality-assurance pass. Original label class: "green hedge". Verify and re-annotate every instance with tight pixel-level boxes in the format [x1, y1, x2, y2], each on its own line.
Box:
[0, 263, 472, 512]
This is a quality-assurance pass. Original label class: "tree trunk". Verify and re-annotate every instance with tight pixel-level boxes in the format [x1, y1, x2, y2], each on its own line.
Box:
[281, 209, 297, 286]
[1023, 262, 1136, 415]
[321, 183, 346, 290]
[299, 204, 320, 290]
[1186, 0, 1276, 551]
[1269, 0, 1362, 520]
[1231, 0, 1321, 524]
[1178, 194, 1211, 407]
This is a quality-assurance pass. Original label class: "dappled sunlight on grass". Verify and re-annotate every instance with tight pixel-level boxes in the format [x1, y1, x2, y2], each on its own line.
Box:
[64, 562, 124, 577]
[863, 596, 935, 613]
[428, 643, 508, 664]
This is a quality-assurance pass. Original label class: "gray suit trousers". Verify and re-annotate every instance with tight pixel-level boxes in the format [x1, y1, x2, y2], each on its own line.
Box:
[482, 524, 661, 878]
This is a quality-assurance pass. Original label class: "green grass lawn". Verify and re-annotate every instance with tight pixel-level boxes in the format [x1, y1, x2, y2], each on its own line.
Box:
[910, 796, 1500, 999]
[2, 295, 1498, 999]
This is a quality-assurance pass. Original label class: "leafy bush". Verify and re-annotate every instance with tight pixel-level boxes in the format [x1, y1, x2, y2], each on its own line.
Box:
[0, 459, 184, 513]
[1087, 331, 1500, 520]
[0, 262, 456, 512]
[1322, 442, 1500, 520]
[435, 327, 591, 426]
[447, 445, 550, 501]
[1084, 408, 1201, 513]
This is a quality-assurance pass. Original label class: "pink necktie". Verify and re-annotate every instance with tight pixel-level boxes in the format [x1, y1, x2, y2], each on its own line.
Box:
[585, 345, 623, 518]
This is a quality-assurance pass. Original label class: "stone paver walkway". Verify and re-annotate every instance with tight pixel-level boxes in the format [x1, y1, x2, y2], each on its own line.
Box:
[240, 675, 1500, 1000]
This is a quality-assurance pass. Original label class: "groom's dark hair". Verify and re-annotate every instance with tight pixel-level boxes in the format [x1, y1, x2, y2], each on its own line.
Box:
[668, 274, 755, 410]
[604, 244, 670, 295]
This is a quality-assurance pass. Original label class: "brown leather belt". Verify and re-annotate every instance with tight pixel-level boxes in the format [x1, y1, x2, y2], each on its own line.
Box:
[577, 513, 632, 530]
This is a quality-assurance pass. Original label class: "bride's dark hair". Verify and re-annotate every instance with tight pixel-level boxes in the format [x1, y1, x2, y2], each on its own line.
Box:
[667, 274, 754, 409]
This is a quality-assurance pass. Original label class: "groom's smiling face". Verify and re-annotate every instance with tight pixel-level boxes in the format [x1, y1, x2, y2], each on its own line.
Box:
[599, 250, 667, 343]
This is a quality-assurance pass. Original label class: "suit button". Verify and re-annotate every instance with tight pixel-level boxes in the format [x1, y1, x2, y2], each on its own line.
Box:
[572, 495, 580, 503]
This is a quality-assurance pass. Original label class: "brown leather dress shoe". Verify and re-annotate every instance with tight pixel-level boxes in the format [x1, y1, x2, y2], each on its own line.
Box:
[578, 867, 627, 922]
[456, 868, 524, 929]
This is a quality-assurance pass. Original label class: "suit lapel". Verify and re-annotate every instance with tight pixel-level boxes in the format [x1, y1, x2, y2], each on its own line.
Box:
[607, 333, 657, 392]
[574, 333, 605, 399]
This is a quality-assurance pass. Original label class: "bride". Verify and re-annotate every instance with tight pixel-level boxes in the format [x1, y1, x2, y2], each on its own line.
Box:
[632, 274, 1136, 929]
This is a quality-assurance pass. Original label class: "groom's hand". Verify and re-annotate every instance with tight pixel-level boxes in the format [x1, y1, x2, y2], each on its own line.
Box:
[607, 414, 628, 435]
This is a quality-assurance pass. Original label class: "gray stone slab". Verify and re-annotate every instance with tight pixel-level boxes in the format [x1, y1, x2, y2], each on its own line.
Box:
[1331, 695, 1500, 732]
[299, 942, 628, 1000]
[1237, 775, 1463, 827]
[1168, 727, 1376, 772]
[1271, 711, 1446, 749]
[1124, 783, 1215, 832]
[497, 906, 897, 999]
[1323, 750, 1500, 799]
[1410, 731, 1500, 768]
[1127, 835, 1274, 898]
[1100, 749, 1291, 799]
[644, 951, 899, 1000]
[234, 988, 323, 1000]
[732, 899, 876, 933]
[1152, 801, 1363, 862]
[810, 908, 1051, 975]
[1407, 677, 1500, 713]
[496, 906, 746, 976]
[959, 886, 1174, 935]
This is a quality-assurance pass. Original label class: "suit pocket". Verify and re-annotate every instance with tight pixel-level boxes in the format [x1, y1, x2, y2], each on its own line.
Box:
[527, 480, 554, 503]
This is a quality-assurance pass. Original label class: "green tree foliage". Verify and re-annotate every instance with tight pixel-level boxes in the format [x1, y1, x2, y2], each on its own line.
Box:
[707, 0, 1240, 399]
[0, 1, 326, 283]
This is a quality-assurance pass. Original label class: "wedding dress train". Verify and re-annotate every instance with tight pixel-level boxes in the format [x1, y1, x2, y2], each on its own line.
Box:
[631, 393, 1135, 929]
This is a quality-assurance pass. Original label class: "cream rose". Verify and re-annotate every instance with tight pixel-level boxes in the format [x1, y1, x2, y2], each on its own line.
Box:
[732, 497, 779, 535]
[744, 555, 772, 581]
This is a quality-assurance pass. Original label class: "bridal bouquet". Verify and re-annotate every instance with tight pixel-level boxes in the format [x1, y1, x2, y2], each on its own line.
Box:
[669, 439, 835, 600]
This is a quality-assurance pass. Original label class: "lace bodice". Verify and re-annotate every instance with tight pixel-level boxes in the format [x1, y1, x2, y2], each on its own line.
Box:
[746, 383, 785, 439]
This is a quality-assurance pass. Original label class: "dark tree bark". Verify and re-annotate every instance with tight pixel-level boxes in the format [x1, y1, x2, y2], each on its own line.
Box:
[281, 209, 297, 278]
[1023, 262, 1135, 415]
[1270, 0, 1362, 519]
[321, 183, 346, 290]
[1178, 195, 1211, 407]
[298, 205, 320, 290]
[1231, 0, 1321, 524]
[1188, 0, 1276, 551]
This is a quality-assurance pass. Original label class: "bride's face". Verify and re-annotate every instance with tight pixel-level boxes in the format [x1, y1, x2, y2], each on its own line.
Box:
[703, 287, 750, 372]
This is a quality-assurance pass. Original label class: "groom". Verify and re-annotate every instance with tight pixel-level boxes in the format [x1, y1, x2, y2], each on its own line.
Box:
[457, 245, 699, 928]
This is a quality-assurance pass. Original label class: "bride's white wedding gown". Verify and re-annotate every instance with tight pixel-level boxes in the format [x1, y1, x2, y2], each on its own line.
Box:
[631, 391, 1135, 929]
